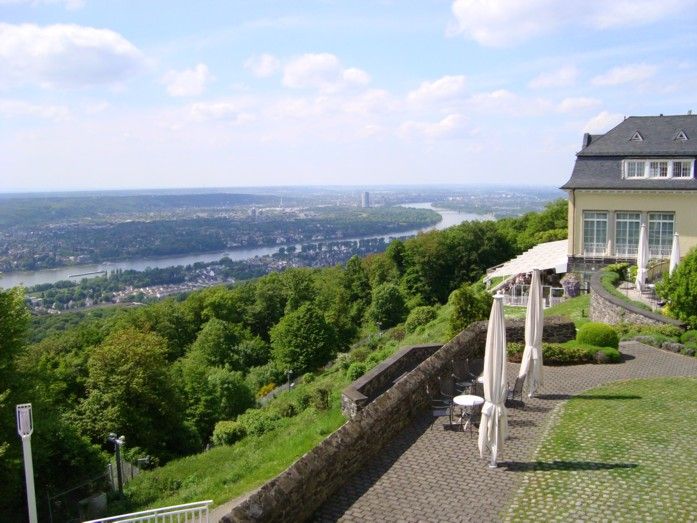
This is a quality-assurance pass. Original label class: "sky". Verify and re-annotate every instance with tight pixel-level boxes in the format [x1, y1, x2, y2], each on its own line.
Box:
[1, 0, 697, 192]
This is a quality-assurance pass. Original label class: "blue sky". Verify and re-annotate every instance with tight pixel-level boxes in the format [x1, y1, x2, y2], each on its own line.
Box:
[1, 0, 696, 191]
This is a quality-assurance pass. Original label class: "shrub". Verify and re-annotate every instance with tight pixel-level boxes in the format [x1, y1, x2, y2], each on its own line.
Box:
[605, 262, 630, 280]
[628, 265, 637, 282]
[595, 346, 621, 363]
[388, 325, 406, 341]
[448, 283, 492, 336]
[577, 322, 619, 349]
[271, 399, 297, 418]
[302, 372, 316, 384]
[614, 323, 682, 341]
[335, 353, 352, 370]
[311, 386, 331, 411]
[405, 306, 438, 333]
[346, 362, 367, 381]
[507, 342, 524, 360]
[662, 341, 683, 353]
[211, 420, 247, 446]
[680, 330, 697, 344]
[294, 391, 311, 410]
[368, 283, 408, 329]
[349, 347, 371, 363]
[256, 382, 276, 398]
[237, 409, 280, 436]
[682, 348, 696, 357]
[656, 248, 697, 327]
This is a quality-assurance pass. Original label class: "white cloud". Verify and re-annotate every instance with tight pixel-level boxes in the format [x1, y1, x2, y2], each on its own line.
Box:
[162, 64, 212, 97]
[189, 101, 254, 124]
[583, 111, 624, 133]
[591, 64, 657, 86]
[449, 0, 695, 46]
[0, 23, 145, 88]
[0, 99, 69, 119]
[282, 53, 370, 92]
[399, 113, 468, 140]
[557, 97, 601, 113]
[244, 53, 280, 78]
[407, 75, 466, 104]
[529, 66, 578, 89]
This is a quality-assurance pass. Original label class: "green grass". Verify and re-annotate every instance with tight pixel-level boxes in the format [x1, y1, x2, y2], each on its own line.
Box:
[544, 294, 590, 328]
[401, 302, 453, 346]
[505, 378, 697, 522]
[117, 368, 350, 512]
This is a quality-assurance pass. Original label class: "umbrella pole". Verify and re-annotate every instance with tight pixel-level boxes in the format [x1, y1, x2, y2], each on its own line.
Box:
[489, 416, 498, 469]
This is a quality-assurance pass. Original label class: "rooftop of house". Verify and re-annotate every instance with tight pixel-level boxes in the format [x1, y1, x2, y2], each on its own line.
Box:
[562, 113, 697, 191]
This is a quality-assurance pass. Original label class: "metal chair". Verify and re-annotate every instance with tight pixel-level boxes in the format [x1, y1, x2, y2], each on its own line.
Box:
[506, 376, 526, 409]
[430, 375, 460, 429]
[452, 358, 476, 393]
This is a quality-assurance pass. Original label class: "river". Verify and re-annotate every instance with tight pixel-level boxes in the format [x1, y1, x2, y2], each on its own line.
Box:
[0, 204, 492, 289]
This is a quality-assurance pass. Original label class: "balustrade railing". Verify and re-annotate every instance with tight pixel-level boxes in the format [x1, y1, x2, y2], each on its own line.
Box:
[83, 500, 212, 523]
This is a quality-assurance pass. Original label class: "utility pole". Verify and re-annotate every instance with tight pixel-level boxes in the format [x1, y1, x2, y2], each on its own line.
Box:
[16, 404, 37, 523]
[108, 433, 126, 495]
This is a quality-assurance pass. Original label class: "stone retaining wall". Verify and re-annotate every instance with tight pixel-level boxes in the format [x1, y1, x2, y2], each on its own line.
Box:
[220, 317, 575, 523]
[589, 272, 685, 329]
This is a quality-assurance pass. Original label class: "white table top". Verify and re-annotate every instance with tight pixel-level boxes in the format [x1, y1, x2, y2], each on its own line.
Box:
[453, 394, 485, 407]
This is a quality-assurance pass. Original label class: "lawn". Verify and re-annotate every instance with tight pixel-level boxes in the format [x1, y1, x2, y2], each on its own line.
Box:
[544, 293, 590, 328]
[505, 377, 697, 522]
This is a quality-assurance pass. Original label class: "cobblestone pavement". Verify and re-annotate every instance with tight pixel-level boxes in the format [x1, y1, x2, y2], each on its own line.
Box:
[314, 342, 697, 522]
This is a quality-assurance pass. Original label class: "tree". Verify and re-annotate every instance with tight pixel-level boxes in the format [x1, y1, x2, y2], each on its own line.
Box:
[271, 304, 336, 374]
[386, 239, 406, 275]
[0, 288, 29, 518]
[657, 248, 697, 327]
[342, 255, 371, 323]
[282, 268, 317, 313]
[76, 328, 192, 460]
[368, 282, 407, 329]
[448, 282, 493, 336]
[190, 318, 251, 370]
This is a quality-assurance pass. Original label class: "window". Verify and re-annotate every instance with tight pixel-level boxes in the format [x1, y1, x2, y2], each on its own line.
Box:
[615, 212, 641, 257]
[625, 161, 645, 178]
[673, 130, 688, 142]
[648, 213, 674, 257]
[673, 160, 692, 178]
[583, 211, 607, 256]
[649, 161, 669, 178]
[622, 159, 694, 179]
[629, 131, 644, 142]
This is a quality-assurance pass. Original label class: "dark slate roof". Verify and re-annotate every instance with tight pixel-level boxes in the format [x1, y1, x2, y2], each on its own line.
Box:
[577, 115, 697, 156]
[561, 114, 697, 190]
[561, 157, 697, 190]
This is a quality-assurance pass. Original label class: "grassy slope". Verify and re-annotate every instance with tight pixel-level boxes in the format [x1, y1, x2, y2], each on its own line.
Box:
[544, 293, 590, 328]
[505, 378, 697, 521]
[120, 368, 349, 511]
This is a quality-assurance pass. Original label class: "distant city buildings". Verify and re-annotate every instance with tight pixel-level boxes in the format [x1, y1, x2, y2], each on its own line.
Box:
[361, 191, 371, 208]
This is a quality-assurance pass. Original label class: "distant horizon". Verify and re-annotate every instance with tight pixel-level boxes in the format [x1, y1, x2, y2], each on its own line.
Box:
[0, 182, 565, 197]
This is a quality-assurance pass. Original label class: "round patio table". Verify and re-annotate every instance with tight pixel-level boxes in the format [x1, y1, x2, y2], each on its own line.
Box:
[453, 394, 485, 432]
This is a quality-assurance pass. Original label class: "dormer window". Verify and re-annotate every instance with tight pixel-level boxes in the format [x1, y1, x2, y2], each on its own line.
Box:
[623, 158, 694, 179]
[674, 129, 689, 141]
[629, 131, 644, 142]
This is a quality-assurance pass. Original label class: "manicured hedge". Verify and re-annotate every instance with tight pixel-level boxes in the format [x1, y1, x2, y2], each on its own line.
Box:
[577, 322, 620, 349]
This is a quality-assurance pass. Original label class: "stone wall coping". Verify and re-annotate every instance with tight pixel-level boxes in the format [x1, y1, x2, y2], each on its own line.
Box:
[347, 343, 442, 395]
[590, 271, 685, 328]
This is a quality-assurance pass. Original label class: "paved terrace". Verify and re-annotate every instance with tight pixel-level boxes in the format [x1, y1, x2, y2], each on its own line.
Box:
[315, 342, 697, 522]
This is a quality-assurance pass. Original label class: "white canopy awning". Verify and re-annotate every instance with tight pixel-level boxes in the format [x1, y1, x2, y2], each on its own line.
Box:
[486, 239, 568, 280]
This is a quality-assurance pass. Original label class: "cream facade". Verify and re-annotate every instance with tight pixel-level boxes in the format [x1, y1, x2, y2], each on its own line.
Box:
[567, 190, 697, 260]
[562, 114, 697, 271]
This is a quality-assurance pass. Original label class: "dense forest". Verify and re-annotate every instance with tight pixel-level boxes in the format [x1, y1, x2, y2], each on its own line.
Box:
[0, 199, 567, 520]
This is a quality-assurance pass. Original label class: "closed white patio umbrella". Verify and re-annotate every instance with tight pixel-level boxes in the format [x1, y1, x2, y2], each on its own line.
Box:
[519, 269, 543, 397]
[669, 233, 680, 275]
[478, 292, 508, 468]
[635, 223, 649, 291]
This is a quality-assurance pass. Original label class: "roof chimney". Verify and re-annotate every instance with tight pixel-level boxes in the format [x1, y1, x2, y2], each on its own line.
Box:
[582, 133, 592, 148]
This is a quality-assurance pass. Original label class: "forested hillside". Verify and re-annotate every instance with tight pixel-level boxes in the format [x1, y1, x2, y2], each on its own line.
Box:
[0, 199, 567, 520]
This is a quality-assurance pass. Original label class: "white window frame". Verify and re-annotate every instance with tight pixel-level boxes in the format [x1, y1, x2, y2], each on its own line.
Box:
[622, 158, 694, 179]
[614, 212, 641, 257]
[583, 211, 608, 257]
[648, 212, 674, 258]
